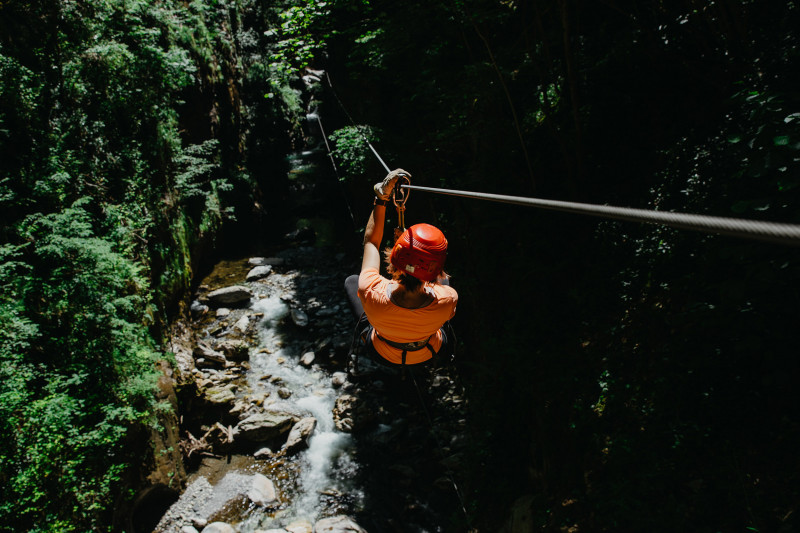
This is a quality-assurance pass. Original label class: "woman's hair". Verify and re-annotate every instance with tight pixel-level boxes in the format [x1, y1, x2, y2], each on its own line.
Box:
[383, 246, 448, 291]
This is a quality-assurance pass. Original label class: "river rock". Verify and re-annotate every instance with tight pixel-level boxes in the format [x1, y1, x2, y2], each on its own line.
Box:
[282, 417, 316, 454]
[300, 351, 315, 367]
[253, 446, 273, 459]
[190, 300, 209, 318]
[247, 473, 278, 506]
[194, 344, 227, 365]
[312, 515, 367, 532]
[234, 314, 251, 333]
[202, 522, 236, 533]
[291, 308, 309, 327]
[203, 385, 236, 406]
[285, 519, 313, 533]
[180, 526, 199, 533]
[278, 387, 292, 399]
[235, 411, 295, 442]
[331, 372, 348, 388]
[216, 339, 249, 361]
[332, 394, 376, 433]
[206, 286, 252, 307]
[215, 308, 231, 318]
[248, 256, 286, 267]
[246, 265, 273, 281]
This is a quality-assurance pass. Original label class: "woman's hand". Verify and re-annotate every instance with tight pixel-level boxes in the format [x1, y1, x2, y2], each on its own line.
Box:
[373, 168, 411, 200]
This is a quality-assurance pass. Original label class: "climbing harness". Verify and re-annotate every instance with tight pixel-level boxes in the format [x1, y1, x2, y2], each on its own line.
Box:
[346, 312, 455, 377]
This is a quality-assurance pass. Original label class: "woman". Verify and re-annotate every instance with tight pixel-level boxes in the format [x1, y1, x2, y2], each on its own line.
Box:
[344, 169, 458, 366]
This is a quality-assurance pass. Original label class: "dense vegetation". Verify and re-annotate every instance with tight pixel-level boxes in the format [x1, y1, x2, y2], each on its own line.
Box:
[0, 1, 304, 530]
[2, 0, 800, 531]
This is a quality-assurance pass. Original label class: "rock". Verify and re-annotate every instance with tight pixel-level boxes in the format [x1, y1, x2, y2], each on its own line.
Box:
[313, 515, 367, 532]
[216, 340, 250, 361]
[291, 308, 309, 327]
[253, 446, 273, 459]
[331, 372, 348, 388]
[190, 300, 209, 318]
[247, 473, 278, 506]
[202, 523, 236, 533]
[206, 286, 252, 307]
[246, 265, 273, 281]
[215, 308, 231, 318]
[180, 527, 199, 533]
[193, 344, 227, 365]
[248, 256, 286, 267]
[235, 411, 295, 442]
[332, 394, 376, 433]
[282, 417, 316, 454]
[233, 315, 251, 333]
[278, 387, 292, 399]
[203, 385, 236, 406]
[285, 519, 314, 533]
[300, 351, 315, 367]
[192, 517, 208, 529]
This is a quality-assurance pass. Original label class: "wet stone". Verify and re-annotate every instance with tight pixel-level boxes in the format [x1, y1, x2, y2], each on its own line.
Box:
[291, 308, 309, 327]
[300, 351, 315, 367]
[246, 265, 273, 281]
[206, 286, 253, 307]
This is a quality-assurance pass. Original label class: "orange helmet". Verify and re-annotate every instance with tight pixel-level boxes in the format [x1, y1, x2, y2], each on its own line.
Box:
[390, 223, 448, 282]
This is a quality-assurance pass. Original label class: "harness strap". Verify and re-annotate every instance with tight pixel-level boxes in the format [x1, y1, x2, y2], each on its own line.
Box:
[376, 333, 434, 351]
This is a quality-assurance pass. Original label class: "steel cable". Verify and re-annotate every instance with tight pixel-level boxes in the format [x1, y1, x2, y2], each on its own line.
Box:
[402, 184, 800, 246]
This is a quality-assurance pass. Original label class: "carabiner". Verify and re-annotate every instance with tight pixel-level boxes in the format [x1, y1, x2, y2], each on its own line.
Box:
[392, 173, 411, 209]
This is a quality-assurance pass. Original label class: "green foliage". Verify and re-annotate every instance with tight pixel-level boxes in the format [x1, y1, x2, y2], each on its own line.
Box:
[0, 0, 277, 529]
[328, 125, 380, 181]
[0, 202, 163, 530]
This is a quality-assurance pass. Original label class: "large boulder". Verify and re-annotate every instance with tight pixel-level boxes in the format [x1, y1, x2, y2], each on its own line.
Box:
[206, 286, 252, 307]
[235, 411, 295, 442]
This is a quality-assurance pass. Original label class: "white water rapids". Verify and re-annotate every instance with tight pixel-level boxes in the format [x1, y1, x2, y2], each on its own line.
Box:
[226, 292, 363, 531]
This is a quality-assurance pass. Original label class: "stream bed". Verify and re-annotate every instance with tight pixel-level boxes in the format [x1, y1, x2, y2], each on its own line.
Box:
[153, 245, 470, 533]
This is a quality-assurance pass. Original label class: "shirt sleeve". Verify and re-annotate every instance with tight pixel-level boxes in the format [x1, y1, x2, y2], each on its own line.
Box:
[357, 267, 385, 304]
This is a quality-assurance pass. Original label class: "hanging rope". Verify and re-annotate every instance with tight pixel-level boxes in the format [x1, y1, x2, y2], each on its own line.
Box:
[314, 114, 358, 231]
[401, 184, 800, 247]
[325, 72, 390, 173]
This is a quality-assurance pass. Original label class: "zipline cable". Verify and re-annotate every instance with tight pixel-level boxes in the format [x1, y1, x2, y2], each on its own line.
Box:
[401, 184, 800, 247]
[324, 70, 800, 248]
[315, 114, 358, 231]
[325, 72, 391, 173]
